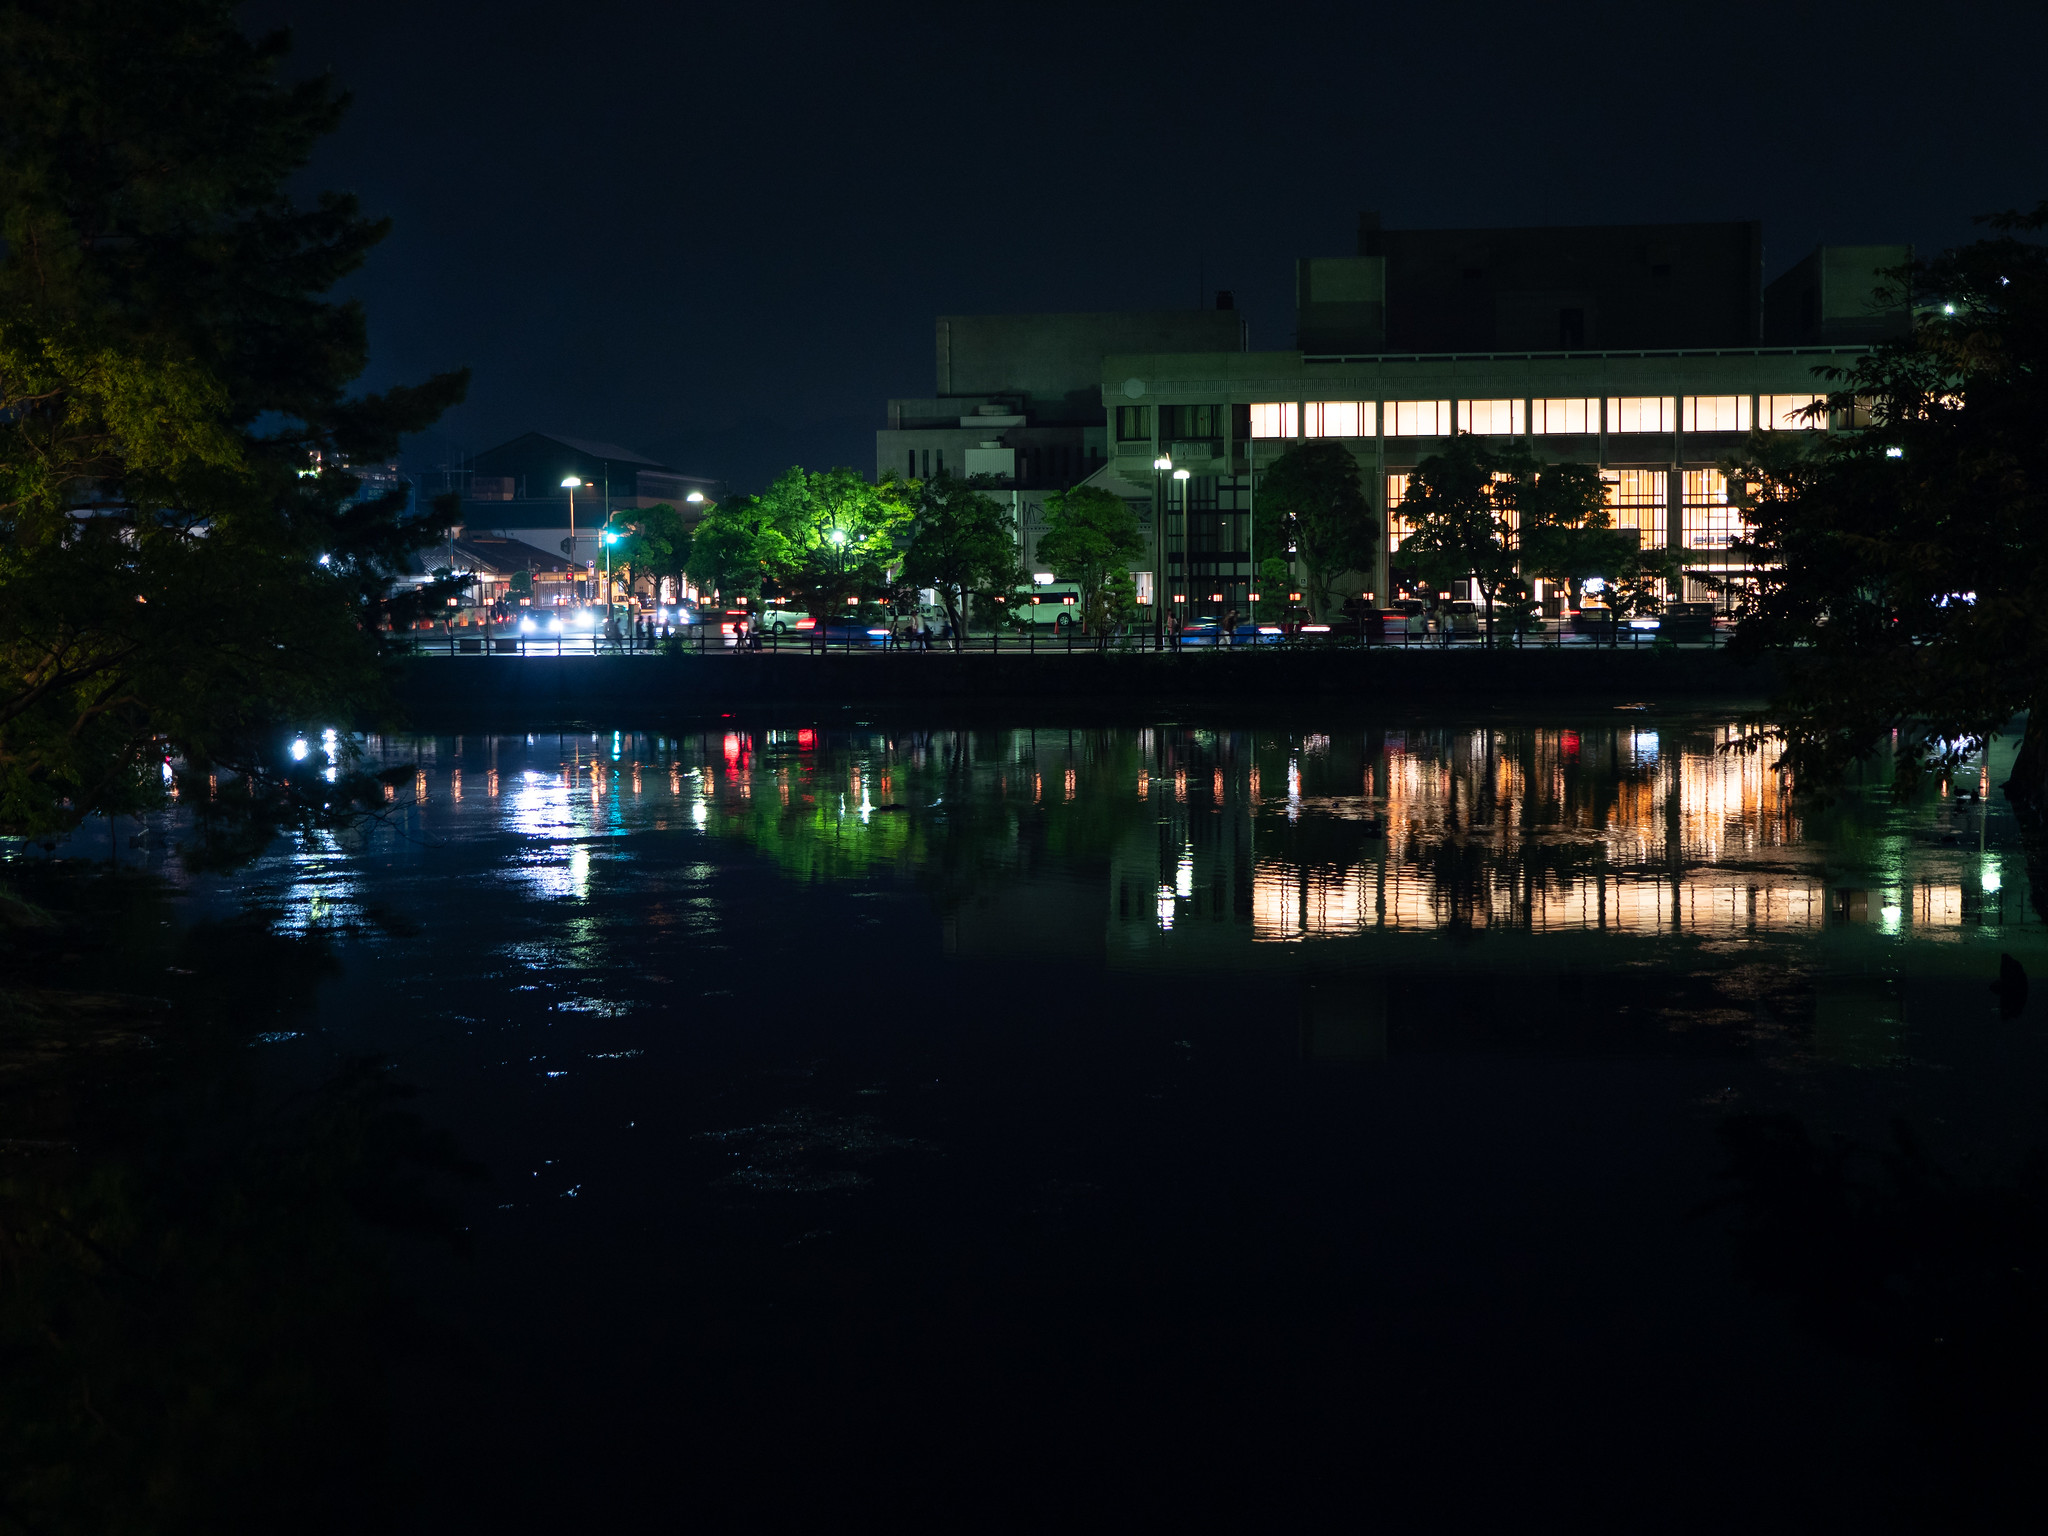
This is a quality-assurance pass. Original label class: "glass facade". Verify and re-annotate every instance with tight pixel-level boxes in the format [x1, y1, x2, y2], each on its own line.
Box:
[1683, 469, 1743, 550]
[1604, 469, 1666, 547]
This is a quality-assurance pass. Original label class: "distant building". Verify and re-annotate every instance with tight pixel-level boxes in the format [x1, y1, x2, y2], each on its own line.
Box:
[1106, 216, 1910, 618]
[458, 432, 718, 571]
[877, 308, 1245, 576]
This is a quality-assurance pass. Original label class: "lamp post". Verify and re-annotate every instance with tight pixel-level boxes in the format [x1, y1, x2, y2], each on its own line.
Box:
[1173, 467, 1191, 629]
[561, 477, 583, 602]
[1153, 454, 1172, 646]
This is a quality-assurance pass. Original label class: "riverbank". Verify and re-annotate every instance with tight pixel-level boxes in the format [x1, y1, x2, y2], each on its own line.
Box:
[386, 645, 1786, 728]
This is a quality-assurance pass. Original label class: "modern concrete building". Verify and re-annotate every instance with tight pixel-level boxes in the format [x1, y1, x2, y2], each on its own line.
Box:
[1100, 218, 1910, 617]
[877, 308, 1246, 574]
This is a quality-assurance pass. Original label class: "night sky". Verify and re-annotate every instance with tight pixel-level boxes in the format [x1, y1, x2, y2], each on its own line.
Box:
[248, 0, 2048, 494]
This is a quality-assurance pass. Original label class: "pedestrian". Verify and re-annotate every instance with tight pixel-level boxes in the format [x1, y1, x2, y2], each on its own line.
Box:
[1222, 606, 1239, 645]
[919, 620, 933, 651]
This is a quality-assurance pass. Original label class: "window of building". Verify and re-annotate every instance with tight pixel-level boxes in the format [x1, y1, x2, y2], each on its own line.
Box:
[1530, 398, 1598, 434]
[1607, 397, 1674, 434]
[1683, 469, 1744, 550]
[1761, 394, 1825, 430]
[1116, 405, 1152, 441]
[935, 448, 945, 475]
[1385, 400, 1453, 436]
[1681, 396, 1750, 432]
[1457, 399, 1524, 435]
[921, 449, 930, 479]
[1161, 404, 1222, 439]
[1386, 472, 1412, 553]
[1304, 401, 1372, 438]
[1248, 402, 1299, 438]
[1603, 469, 1667, 548]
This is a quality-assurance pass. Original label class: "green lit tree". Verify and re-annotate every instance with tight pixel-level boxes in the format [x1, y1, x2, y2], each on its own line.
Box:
[1035, 485, 1145, 635]
[752, 466, 915, 615]
[900, 474, 1020, 648]
[1252, 441, 1378, 619]
[0, 0, 468, 844]
[684, 492, 784, 604]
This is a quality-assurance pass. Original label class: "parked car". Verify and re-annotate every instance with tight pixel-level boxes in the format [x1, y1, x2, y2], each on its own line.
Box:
[1570, 604, 1617, 637]
[1660, 601, 1717, 642]
[1012, 582, 1085, 629]
[1441, 599, 1482, 637]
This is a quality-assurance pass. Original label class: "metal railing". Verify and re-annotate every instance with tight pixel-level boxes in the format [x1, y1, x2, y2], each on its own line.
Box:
[393, 619, 1733, 658]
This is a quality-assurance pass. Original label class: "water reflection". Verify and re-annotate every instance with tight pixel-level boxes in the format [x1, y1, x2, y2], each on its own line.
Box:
[324, 721, 2037, 967]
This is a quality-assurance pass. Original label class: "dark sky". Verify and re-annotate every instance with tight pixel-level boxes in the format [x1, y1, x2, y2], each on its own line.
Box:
[247, 0, 2047, 493]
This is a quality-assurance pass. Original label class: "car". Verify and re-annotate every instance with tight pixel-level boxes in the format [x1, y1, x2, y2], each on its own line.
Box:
[809, 615, 892, 648]
[1177, 618, 1283, 646]
[1382, 600, 1429, 640]
[1012, 582, 1084, 629]
[760, 607, 815, 636]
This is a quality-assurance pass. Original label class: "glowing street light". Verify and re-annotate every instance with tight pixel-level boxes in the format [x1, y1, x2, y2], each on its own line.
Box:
[1152, 456, 1175, 644]
[686, 490, 705, 504]
[561, 477, 585, 601]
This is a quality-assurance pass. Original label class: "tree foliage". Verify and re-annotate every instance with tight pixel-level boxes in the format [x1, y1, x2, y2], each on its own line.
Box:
[608, 501, 691, 603]
[898, 475, 1019, 649]
[0, 0, 468, 841]
[1035, 485, 1144, 634]
[1726, 203, 2048, 809]
[1253, 441, 1377, 618]
[1396, 436, 1519, 641]
[684, 468, 913, 614]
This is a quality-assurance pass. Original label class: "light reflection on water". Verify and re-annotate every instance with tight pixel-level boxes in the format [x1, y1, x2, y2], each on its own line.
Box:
[260, 719, 2041, 975]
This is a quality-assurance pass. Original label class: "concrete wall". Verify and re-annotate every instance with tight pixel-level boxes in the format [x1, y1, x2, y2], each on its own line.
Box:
[1349, 221, 1766, 353]
[1764, 245, 1914, 345]
[936, 311, 1246, 421]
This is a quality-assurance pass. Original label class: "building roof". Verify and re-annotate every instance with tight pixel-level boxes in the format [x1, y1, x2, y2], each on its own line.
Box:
[469, 431, 676, 479]
[451, 532, 575, 575]
[537, 433, 668, 467]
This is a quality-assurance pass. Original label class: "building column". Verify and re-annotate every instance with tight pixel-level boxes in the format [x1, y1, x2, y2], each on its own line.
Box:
[1374, 402, 1388, 603]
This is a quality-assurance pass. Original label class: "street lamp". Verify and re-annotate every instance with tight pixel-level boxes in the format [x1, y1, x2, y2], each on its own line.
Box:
[1173, 467, 1191, 625]
[602, 528, 620, 609]
[1153, 455, 1173, 643]
[561, 477, 583, 601]
[686, 490, 705, 504]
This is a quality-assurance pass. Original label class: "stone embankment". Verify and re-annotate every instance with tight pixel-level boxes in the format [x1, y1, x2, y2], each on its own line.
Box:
[387, 647, 1786, 728]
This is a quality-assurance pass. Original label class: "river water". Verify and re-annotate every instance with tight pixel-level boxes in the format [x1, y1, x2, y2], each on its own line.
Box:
[21, 713, 2048, 1527]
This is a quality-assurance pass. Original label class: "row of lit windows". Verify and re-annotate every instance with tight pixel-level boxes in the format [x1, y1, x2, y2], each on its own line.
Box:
[1379, 468, 1743, 551]
[1245, 395, 1831, 439]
